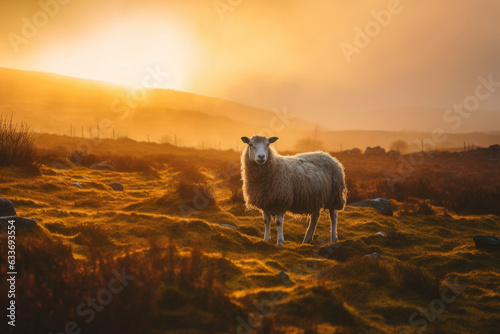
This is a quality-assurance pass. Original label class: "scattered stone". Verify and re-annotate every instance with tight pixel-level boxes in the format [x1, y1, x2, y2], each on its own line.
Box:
[90, 162, 116, 171]
[72, 182, 82, 189]
[51, 158, 76, 169]
[278, 270, 290, 282]
[40, 167, 57, 176]
[0, 198, 37, 229]
[364, 146, 386, 155]
[109, 182, 124, 191]
[73, 175, 90, 180]
[387, 150, 400, 157]
[488, 144, 500, 151]
[219, 223, 238, 230]
[313, 270, 327, 279]
[348, 198, 393, 216]
[0, 198, 17, 216]
[343, 148, 361, 154]
[473, 235, 500, 251]
[375, 231, 387, 237]
[365, 252, 380, 259]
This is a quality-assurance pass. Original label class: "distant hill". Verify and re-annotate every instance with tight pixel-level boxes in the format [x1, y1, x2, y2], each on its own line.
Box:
[330, 108, 500, 133]
[0, 67, 320, 149]
[1, 67, 499, 151]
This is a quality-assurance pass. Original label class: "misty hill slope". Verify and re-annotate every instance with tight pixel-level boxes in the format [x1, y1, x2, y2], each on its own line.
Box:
[333, 107, 500, 133]
[0, 67, 318, 147]
[2, 67, 500, 151]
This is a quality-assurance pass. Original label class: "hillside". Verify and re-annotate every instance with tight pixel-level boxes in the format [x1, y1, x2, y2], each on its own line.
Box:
[2, 67, 500, 151]
[329, 108, 500, 133]
[0, 67, 319, 149]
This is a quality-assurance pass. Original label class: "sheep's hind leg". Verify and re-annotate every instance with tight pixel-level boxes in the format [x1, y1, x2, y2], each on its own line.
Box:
[302, 211, 319, 244]
[330, 209, 338, 243]
[263, 211, 271, 241]
[276, 213, 285, 247]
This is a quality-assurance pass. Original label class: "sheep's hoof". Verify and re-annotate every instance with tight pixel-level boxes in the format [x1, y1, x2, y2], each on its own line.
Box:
[277, 240, 284, 247]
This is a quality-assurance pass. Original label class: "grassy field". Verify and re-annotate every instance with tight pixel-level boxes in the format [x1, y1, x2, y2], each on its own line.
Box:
[1, 134, 499, 333]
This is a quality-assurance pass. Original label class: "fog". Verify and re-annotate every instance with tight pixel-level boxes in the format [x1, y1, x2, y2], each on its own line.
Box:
[1, 0, 500, 131]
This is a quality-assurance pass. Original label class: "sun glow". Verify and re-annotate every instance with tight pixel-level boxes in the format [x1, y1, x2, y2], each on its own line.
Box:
[34, 20, 200, 91]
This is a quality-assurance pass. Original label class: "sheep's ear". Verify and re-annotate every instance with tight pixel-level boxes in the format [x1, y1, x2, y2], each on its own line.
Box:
[268, 137, 279, 144]
[241, 136, 250, 144]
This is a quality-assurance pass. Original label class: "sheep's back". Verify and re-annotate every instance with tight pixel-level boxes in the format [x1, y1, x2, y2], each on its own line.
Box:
[284, 153, 339, 214]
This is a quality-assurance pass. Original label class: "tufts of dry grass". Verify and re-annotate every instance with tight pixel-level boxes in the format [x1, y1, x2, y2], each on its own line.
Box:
[391, 262, 441, 298]
[0, 231, 243, 334]
[383, 176, 500, 215]
[226, 171, 244, 203]
[321, 256, 441, 299]
[175, 177, 217, 207]
[37, 148, 159, 176]
[0, 113, 37, 168]
[399, 198, 436, 216]
[169, 158, 206, 183]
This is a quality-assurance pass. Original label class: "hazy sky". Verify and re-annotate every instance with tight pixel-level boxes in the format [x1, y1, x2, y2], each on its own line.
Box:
[1, 0, 500, 128]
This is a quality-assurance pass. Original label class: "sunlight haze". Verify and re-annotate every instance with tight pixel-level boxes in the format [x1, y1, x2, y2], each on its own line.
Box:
[1, 0, 500, 131]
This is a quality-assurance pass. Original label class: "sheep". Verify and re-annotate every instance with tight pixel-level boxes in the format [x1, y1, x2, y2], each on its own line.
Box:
[240, 135, 347, 246]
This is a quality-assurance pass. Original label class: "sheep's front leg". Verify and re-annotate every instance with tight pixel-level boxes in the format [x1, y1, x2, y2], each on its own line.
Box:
[330, 209, 338, 243]
[263, 211, 271, 241]
[276, 213, 285, 247]
[303, 211, 319, 244]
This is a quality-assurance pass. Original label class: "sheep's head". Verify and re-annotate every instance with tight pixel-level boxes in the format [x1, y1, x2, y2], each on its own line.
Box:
[241, 135, 278, 165]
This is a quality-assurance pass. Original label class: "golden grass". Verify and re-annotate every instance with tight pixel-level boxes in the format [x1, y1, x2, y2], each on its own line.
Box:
[0, 134, 499, 333]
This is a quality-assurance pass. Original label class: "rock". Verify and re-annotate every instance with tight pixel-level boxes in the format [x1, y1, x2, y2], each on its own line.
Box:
[0, 198, 17, 216]
[278, 270, 290, 282]
[473, 235, 500, 251]
[51, 158, 76, 170]
[488, 144, 500, 151]
[344, 148, 361, 154]
[72, 182, 82, 189]
[219, 223, 238, 230]
[73, 175, 90, 180]
[375, 231, 387, 237]
[90, 162, 116, 171]
[313, 270, 327, 279]
[365, 252, 380, 259]
[40, 167, 57, 176]
[109, 182, 124, 191]
[387, 150, 400, 157]
[364, 146, 386, 155]
[0, 198, 37, 229]
[348, 198, 393, 216]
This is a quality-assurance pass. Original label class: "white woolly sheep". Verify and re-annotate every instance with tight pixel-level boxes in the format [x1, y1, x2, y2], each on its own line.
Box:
[240, 135, 347, 246]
